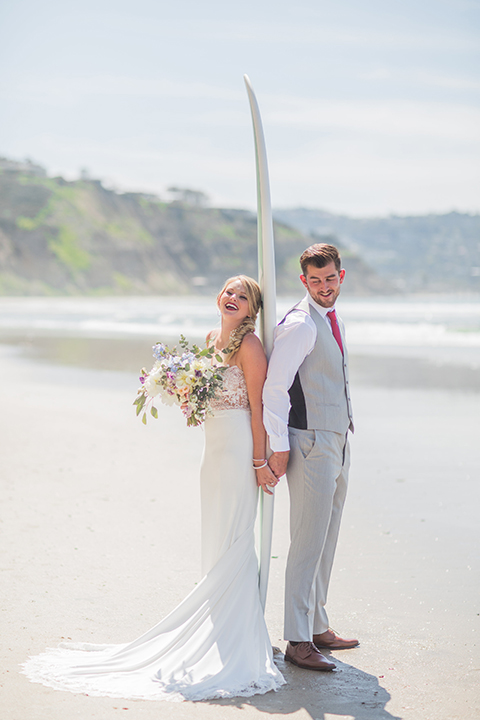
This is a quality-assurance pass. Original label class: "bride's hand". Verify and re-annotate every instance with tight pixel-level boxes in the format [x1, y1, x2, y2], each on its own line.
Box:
[255, 464, 278, 496]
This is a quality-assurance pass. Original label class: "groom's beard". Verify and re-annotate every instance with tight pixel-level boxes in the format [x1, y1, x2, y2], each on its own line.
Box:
[308, 286, 341, 308]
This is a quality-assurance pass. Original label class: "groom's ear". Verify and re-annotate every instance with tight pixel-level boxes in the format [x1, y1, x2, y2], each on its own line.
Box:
[300, 274, 308, 289]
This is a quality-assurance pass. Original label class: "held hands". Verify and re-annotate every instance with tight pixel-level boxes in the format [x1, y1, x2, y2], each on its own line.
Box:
[254, 461, 279, 496]
[254, 451, 289, 494]
[268, 451, 289, 479]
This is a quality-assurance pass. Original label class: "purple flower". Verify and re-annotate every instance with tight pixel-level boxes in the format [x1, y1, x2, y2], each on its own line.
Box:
[152, 343, 167, 359]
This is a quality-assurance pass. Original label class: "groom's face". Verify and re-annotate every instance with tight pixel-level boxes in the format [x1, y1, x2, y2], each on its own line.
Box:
[300, 262, 345, 308]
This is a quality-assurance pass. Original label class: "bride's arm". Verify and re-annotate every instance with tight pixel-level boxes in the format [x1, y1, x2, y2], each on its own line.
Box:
[237, 334, 278, 495]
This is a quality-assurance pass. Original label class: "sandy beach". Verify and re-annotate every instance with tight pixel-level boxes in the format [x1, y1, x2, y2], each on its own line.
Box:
[1, 332, 479, 720]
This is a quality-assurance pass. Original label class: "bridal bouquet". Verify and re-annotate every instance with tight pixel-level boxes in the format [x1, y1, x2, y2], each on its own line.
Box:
[134, 336, 226, 427]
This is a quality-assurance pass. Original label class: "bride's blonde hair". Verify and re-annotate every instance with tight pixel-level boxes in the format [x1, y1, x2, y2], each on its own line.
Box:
[217, 275, 262, 361]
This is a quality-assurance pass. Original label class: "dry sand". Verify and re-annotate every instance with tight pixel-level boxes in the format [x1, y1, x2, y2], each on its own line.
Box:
[1, 340, 479, 720]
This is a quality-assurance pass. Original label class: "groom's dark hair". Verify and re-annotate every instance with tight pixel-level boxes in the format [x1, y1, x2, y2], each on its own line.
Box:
[300, 243, 342, 274]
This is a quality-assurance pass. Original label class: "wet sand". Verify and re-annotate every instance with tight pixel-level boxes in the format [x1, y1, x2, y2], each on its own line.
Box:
[1, 339, 479, 720]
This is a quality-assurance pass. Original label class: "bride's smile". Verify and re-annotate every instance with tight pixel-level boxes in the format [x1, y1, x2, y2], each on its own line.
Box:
[218, 280, 250, 324]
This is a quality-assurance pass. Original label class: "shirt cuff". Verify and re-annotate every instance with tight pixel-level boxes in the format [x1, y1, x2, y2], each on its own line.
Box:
[268, 435, 291, 453]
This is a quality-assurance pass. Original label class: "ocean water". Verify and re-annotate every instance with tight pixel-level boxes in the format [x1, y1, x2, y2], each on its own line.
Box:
[0, 295, 479, 353]
[1, 296, 480, 394]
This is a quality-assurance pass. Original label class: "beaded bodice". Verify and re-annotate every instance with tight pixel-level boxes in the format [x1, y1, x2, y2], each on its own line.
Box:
[209, 365, 250, 412]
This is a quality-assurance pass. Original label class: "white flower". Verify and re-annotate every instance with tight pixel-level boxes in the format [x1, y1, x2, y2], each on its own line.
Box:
[159, 387, 177, 406]
[176, 369, 194, 389]
[144, 369, 162, 397]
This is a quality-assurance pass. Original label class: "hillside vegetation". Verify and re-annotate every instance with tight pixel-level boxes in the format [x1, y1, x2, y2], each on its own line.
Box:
[0, 160, 390, 296]
[275, 208, 480, 293]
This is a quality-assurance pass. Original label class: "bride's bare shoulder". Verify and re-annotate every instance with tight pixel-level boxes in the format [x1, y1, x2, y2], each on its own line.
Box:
[238, 332, 265, 358]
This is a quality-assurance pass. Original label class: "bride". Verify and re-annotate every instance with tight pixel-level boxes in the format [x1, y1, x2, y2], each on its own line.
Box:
[23, 275, 285, 702]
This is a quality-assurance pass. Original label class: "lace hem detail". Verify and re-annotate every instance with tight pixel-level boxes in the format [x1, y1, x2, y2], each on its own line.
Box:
[21, 646, 285, 702]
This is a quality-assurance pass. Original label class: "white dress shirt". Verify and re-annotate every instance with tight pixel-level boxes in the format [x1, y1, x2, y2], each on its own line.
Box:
[263, 293, 337, 453]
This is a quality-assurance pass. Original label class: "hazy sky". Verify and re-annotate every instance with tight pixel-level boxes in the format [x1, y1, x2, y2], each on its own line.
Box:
[1, 0, 479, 216]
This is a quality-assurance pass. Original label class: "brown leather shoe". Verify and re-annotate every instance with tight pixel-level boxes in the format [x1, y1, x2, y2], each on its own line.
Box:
[285, 641, 336, 671]
[313, 629, 359, 650]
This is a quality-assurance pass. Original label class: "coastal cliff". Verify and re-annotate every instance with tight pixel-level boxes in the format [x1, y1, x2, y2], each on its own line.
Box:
[0, 159, 390, 296]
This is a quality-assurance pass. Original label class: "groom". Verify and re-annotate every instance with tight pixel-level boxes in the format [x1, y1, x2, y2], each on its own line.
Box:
[263, 243, 358, 671]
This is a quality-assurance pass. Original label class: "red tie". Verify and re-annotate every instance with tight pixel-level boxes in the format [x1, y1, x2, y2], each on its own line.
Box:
[327, 309, 344, 355]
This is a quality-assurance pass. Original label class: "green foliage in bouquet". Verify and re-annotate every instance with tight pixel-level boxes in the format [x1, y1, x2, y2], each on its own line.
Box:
[134, 335, 227, 427]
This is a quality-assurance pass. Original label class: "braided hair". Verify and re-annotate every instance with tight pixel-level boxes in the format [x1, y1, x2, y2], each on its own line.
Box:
[216, 275, 262, 362]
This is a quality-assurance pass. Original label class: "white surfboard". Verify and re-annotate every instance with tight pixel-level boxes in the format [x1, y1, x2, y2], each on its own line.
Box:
[243, 74, 277, 612]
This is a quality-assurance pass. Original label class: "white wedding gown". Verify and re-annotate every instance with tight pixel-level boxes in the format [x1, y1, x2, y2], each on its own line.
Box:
[22, 366, 285, 701]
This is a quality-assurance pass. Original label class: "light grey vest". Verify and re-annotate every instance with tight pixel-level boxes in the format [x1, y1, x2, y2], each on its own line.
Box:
[285, 298, 354, 434]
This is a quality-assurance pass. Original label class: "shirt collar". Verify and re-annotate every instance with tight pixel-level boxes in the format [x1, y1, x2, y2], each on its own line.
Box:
[305, 292, 336, 318]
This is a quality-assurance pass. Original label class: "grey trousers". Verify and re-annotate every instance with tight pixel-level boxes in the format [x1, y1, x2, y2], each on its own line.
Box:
[284, 427, 350, 641]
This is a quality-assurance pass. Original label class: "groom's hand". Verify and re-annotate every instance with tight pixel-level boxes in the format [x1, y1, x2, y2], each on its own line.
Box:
[268, 451, 289, 479]
[256, 465, 278, 495]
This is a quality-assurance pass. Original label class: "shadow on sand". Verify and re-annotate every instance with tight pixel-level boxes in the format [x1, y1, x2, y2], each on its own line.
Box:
[204, 651, 401, 720]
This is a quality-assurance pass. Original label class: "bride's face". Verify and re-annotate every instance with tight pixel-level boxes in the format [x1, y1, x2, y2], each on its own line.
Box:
[218, 279, 250, 324]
